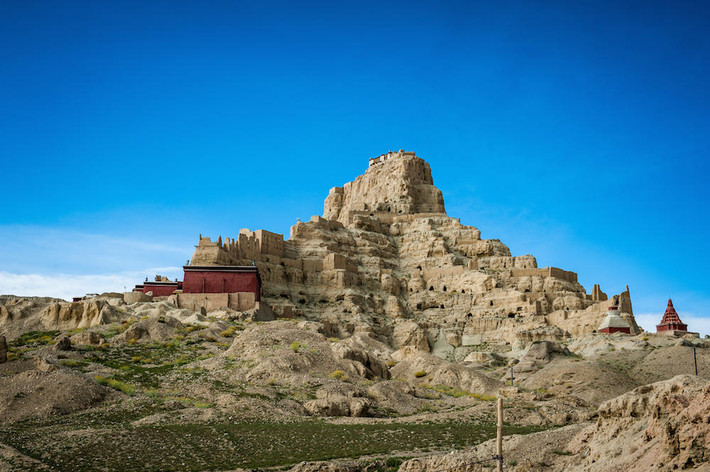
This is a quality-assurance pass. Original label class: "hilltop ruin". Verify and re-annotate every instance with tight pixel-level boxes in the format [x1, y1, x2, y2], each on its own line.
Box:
[189, 150, 639, 359]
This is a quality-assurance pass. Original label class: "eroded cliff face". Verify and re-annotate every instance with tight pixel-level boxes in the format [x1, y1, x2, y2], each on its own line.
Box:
[323, 151, 446, 224]
[189, 151, 637, 359]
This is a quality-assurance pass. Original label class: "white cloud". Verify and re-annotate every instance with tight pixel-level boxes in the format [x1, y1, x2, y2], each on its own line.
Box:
[0, 225, 191, 275]
[635, 312, 710, 338]
[0, 268, 182, 301]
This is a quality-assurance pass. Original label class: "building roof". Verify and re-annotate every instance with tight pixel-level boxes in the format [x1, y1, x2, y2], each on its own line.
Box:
[183, 265, 259, 273]
[657, 298, 688, 329]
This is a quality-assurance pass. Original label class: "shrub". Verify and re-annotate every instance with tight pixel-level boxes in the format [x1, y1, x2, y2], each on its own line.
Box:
[329, 370, 348, 381]
[220, 326, 237, 337]
[385, 457, 403, 469]
[94, 376, 137, 396]
[386, 360, 396, 367]
[12, 330, 60, 347]
[414, 370, 428, 378]
[290, 341, 301, 352]
[59, 359, 84, 367]
[145, 389, 162, 400]
[471, 393, 496, 401]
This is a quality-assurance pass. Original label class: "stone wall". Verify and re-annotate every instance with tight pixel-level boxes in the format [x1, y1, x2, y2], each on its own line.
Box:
[175, 292, 256, 312]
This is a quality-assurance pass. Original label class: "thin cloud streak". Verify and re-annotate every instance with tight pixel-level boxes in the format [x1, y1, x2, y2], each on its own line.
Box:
[0, 225, 191, 275]
[0, 268, 183, 301]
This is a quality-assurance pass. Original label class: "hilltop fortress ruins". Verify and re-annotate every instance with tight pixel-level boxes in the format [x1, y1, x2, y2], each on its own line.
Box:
[188, 150, 638, 359]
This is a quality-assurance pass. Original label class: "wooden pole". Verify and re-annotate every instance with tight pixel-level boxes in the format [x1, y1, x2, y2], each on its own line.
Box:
[693, 347, 698, 376]
[510, 365, 514, 386]
[496, 397, 503, 472]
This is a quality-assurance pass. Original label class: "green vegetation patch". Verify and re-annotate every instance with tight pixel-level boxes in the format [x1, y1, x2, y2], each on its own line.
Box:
[94, 376, 137, 396]
[78, 339, 211, 388]
[423, 384, 496, 401]
[10, 330, 61, 347]
[0, 418, 547, 472]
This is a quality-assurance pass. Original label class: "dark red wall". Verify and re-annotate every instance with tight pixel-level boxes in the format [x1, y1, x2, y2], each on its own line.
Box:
[600, 326, 631, 334]
[657, 323, 687, 332]
[182, 271, 260, 300]
[141, 283, 180, 297]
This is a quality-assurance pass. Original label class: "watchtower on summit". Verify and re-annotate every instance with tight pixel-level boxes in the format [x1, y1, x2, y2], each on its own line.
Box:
[369, 149, 416, 167]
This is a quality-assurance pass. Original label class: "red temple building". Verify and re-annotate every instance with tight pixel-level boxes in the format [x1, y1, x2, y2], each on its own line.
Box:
[656, 298, 688, 334]
[132, 266, 261, 301]
[134, 278, 182, 297]
[130, 264, 269, 317]
[181, 265, 261, 299]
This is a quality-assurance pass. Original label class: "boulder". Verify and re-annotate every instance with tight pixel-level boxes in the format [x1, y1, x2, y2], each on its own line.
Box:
[303, 383, 371, 417]
[367, 380, 425, 415]
[393, 321, 430, 352]
[69, 330, 105, 347]
[123, 291, 153, 304]
[116, 316, 184, 343]
[54, 336, 71, 351]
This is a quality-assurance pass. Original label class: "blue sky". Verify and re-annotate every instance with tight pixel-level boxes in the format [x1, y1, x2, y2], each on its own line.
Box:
[1, 1, 708, 334]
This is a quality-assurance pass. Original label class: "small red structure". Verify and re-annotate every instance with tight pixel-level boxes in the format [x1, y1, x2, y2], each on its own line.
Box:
[182, 265, 261, 300]
[134, 280, 182, 297]
[656, 299, 688, 333]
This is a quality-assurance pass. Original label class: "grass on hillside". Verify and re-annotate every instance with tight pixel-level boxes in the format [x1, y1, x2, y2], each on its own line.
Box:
[0, 407, 547, 472]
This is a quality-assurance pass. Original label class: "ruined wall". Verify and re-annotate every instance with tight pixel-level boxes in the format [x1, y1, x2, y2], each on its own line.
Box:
[510, 267, 578, 283]
[175, 292, 257, 312]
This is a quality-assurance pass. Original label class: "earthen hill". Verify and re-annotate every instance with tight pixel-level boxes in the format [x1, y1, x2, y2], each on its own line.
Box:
[188, 150, 638, 356]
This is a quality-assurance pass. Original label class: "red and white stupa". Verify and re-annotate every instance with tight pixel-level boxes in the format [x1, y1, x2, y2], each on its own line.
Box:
[656, 299, 688, 335]
[598, 305, 631, 334]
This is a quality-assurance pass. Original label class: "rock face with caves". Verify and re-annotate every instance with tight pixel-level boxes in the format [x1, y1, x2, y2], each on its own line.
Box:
[189, 150, 639, 359]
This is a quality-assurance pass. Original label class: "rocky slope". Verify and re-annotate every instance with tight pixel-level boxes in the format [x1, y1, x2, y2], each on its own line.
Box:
[396, 375, 710, 472]
[0, 294, 707, 471]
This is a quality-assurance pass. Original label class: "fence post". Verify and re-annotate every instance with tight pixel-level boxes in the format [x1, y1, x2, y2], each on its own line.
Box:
[510, 365, 514, 386]
[496, 397, 503, 472]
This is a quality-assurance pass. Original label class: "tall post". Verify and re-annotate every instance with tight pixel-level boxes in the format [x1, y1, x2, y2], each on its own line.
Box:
[496, 397, 503, 472]
[510, 365, 514, 386]
[693, 347, 698, 376]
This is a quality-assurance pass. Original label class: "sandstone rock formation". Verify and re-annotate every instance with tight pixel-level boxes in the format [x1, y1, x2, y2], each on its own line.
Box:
[188, 151, 638, 356]
[565, 375, 710, 471]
